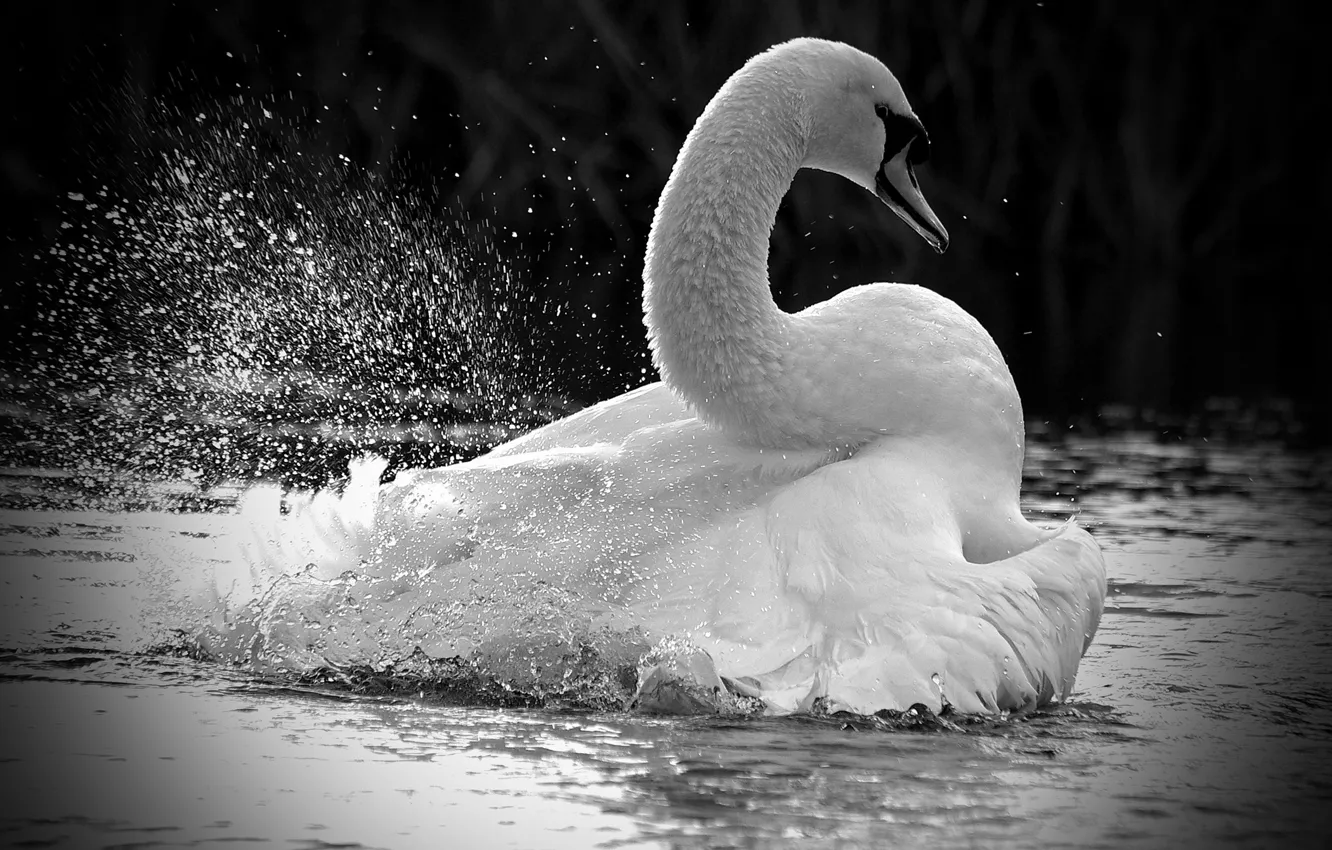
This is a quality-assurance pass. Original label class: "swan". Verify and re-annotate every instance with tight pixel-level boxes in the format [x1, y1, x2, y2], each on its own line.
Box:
[229, 37, 1106, 716]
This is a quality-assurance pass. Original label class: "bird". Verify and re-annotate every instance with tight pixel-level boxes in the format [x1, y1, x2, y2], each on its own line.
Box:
[230, 37, 1106, 717]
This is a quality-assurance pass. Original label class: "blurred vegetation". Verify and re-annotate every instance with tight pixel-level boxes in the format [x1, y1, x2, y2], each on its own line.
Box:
[4, 0, 1327, 432]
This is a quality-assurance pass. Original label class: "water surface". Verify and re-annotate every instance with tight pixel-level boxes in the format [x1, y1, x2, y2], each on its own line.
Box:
[2, 434, 1328, 848]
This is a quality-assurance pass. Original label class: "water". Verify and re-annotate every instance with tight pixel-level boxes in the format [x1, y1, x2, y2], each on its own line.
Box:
[2, 434, 1329, 849]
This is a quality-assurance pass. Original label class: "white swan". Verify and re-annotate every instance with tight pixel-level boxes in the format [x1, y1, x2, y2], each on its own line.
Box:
[230, 38, 1105, 716]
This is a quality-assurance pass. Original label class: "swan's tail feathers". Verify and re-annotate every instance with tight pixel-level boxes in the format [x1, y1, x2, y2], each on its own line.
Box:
[978, 522, 1107, 707]
[724, 520, 1106, 717]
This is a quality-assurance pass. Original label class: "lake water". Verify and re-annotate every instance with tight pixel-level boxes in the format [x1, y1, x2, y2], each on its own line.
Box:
[1, 430, 1328, 849]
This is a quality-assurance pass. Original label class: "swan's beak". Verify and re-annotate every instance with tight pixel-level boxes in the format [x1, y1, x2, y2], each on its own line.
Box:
[875, 148, 949, 253]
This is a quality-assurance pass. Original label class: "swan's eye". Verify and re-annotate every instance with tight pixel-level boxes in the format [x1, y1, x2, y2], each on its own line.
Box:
[874, 104, 889, 119]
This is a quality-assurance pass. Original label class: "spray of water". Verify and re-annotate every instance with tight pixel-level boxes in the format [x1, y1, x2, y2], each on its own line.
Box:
[0, 87, 702, 710]
[6, 92, 569, 496]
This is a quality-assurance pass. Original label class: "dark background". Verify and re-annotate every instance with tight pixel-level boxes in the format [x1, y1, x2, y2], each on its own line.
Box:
[4, 0, 1327, 438]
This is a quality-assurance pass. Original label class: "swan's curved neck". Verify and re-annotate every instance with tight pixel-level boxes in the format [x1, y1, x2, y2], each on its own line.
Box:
[643, 74, 806, 444]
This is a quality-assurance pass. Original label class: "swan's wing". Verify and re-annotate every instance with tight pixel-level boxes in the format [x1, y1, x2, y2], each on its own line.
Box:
[227, 413, 837, 666]
[976, 523, 1106, 703]
[228, 418, 1105, 717]
[664, 444, 1106, 715]
[489, 381, 690, 457]
[234, 382, 687, 587]
[827, 522, 1105, 715]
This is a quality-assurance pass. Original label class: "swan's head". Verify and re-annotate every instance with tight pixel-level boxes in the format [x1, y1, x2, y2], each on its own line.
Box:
[773, 39, 949, 253]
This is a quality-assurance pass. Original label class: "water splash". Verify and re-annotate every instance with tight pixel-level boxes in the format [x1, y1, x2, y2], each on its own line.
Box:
[1, 89, 651, 704]
[6, 92, 569, 493]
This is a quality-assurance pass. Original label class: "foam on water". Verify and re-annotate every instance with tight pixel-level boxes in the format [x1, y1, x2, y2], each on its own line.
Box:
[182, 458, 658, 710]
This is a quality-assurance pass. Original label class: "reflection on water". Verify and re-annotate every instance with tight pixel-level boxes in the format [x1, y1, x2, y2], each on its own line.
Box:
[1, 433, 1329, 848]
